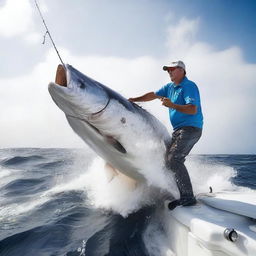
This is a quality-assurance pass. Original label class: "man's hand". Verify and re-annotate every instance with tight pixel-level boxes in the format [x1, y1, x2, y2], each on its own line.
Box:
[160, 97, 197, 114]
[160, 97, 174, 108]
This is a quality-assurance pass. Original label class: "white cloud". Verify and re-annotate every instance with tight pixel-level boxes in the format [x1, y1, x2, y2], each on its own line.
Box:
[0, 15, 255, 153]
[165, 17, 200, 58]
[0, 0, 32, 37]
[23, 32, 42, 44]
[0, 0, 42, 43]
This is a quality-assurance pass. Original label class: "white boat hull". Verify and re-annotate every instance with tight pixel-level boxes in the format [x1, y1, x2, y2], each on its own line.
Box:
[163, 191, 256, 256]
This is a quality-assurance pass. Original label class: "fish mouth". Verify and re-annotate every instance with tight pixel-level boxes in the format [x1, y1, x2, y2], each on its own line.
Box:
[55, 64, 67, 87]
[52, 64, 111, 115]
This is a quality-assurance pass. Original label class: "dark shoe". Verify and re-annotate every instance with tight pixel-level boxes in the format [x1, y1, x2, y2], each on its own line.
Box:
[168, 197, 197, 210]
[180, 197, 197, 206]
[168, 199, 181, 210]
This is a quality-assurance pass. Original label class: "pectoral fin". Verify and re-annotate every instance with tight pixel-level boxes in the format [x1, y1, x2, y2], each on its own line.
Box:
[105, 136, 126, 154]
[104, 162, 137, 190]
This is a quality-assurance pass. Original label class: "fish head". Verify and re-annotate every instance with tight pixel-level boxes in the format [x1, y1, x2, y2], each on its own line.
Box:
[48, 64, 110, 118]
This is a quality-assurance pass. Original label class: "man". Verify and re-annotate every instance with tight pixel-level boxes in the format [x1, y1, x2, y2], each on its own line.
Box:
[129, 61, 203, 210]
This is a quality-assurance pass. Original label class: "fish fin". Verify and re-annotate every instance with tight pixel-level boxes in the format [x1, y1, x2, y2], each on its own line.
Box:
[104, 162, 118, 182]
[104, 162, 137, 190]
[104, 136, 126, 153]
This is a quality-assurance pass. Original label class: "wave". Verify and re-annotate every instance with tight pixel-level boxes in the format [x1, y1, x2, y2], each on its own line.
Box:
[1, 155, 45, 166]
[0, 205, 154, 256]
[36, 160, 68, 169]
[0, 149, 255, 256]
[2, 178, 48, 196]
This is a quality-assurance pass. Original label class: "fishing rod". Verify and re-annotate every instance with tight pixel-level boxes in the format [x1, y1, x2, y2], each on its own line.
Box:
[34, 0, 66, 68]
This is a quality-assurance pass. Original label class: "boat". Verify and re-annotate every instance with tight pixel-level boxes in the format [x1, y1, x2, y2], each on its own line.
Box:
[163, 191, 256, 256]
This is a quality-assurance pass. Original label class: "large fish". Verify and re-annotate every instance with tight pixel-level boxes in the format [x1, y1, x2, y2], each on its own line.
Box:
[48, 64, 178, 196]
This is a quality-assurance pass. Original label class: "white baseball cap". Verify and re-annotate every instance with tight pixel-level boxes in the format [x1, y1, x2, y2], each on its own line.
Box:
[163, 60, 186, 71]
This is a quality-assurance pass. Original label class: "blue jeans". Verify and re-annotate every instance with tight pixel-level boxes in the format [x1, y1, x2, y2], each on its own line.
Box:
[166, 126, 202, 199]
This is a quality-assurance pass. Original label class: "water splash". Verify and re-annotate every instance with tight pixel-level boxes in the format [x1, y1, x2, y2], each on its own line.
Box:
[187, 156, 239, 194]
[77, 240, 87, 256]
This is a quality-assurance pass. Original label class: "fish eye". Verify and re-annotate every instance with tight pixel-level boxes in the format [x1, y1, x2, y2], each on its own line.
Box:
[78, 80, 86, 89]
[80, 83, 85, 89]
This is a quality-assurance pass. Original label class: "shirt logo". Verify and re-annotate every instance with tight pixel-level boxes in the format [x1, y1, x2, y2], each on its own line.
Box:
[185, 96, 195, 103]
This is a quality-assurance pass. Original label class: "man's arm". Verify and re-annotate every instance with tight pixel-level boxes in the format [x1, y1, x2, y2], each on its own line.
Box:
[128, 92, 161, 102]
[161, 97, 197, 115]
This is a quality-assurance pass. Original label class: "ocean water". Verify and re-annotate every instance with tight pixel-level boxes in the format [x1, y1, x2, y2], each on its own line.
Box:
[0, 148, 255, 256]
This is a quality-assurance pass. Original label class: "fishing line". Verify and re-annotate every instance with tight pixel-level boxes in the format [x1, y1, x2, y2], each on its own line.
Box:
[34, 0, 66, 68]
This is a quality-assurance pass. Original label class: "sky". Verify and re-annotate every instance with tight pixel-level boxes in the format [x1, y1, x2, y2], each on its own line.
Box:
[0, 0, 256, 154]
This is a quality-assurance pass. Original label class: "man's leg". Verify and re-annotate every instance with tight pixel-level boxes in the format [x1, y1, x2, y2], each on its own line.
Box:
[166, 126, 202, 209]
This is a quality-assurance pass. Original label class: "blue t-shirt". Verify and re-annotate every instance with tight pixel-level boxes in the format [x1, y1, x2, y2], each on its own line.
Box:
[155, 77, 203, 130]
